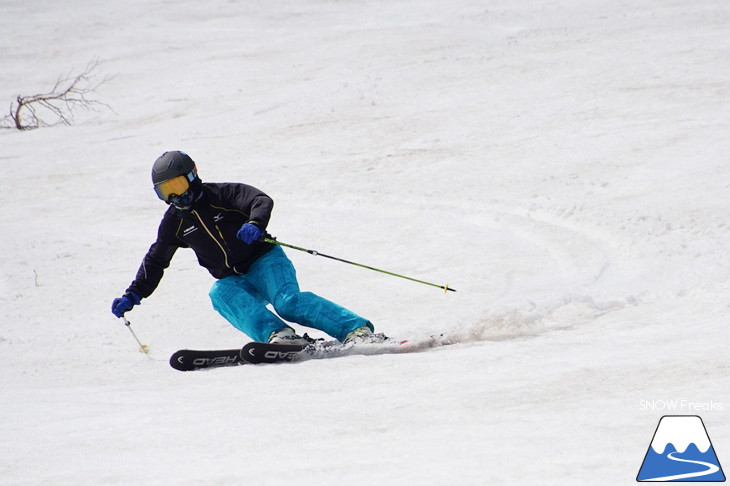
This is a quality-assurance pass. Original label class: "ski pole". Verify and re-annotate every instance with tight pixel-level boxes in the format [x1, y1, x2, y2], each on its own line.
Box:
[263, 237, 456, 292]
[122, 316, 150, 354]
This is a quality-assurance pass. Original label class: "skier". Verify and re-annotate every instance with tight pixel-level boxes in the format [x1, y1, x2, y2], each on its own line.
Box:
[111, 151, 381, 346]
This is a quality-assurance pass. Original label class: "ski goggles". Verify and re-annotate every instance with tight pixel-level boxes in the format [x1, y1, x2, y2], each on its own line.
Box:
[154, 171, 196, 202]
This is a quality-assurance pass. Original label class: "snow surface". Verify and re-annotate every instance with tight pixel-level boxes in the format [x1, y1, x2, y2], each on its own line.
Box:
[1, 0, 729, 484]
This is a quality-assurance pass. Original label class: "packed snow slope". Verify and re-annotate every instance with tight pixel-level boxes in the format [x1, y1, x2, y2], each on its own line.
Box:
[1, 1, 729, 484]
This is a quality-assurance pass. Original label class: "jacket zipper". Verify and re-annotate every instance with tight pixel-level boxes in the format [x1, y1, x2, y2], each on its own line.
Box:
[191, 209, 231, 269]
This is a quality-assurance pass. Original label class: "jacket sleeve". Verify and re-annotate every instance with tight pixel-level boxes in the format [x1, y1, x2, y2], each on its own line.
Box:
[126, 216, 182, 299]
[220, 183, 274, 228]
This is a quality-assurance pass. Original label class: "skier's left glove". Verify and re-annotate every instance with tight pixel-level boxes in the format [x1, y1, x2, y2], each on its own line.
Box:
[236, 222, 262, 245]
[111, 291, 141, 318]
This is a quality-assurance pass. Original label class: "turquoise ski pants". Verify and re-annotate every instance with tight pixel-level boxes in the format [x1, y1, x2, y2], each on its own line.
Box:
[209, 246, 371, 342]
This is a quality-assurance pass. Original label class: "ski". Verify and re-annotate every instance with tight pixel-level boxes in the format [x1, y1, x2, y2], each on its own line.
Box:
[241, 342, 309, 364]
[240, 335, 415, 364]
[169, 348, 244, 371]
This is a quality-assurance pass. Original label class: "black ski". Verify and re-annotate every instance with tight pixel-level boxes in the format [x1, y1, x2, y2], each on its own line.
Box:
[240, 337, 409, 364]
[241, 342, 308, 364]
[169, 348, 244, 371]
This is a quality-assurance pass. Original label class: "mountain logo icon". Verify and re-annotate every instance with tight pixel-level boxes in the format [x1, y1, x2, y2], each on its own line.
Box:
[637, 415, 726, 482]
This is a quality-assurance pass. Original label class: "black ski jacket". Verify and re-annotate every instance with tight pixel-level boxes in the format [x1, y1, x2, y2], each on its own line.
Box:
[126, 182, 275, 299]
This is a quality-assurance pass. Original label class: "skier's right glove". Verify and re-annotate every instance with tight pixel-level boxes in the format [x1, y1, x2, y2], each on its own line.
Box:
[236, 222, 262, 245]
[111, 291, 141, 318]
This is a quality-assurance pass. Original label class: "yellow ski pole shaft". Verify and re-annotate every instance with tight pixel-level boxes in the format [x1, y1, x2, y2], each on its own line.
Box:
[122, 316, 150, 354]
[263, 237, 456, 293]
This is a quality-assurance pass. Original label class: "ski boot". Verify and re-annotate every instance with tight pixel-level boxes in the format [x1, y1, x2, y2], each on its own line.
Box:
[344, 326, 388, 345]
[268, 327, 309, 346]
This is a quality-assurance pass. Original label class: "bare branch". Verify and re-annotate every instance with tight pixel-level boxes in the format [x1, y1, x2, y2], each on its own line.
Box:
[1, 59, 114, 130]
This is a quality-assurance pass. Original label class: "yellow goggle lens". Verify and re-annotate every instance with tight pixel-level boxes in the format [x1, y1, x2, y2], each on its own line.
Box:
[154, 175, 190, 201]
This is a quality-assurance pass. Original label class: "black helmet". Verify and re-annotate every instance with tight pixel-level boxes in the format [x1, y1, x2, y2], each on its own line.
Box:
[151, 151, 201, 209]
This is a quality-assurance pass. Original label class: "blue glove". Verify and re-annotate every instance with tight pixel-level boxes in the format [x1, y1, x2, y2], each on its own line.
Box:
[111, 292, 141, 318]
[237, 222, 262, 245]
